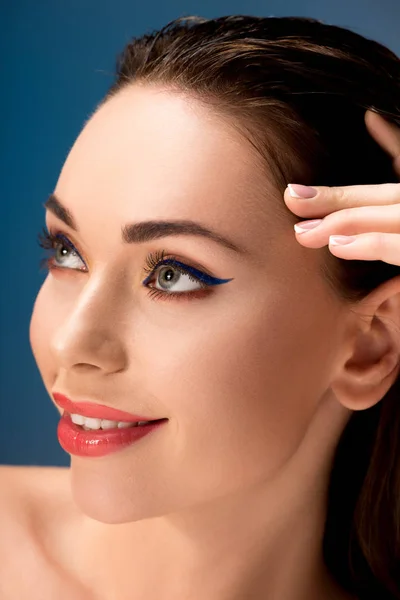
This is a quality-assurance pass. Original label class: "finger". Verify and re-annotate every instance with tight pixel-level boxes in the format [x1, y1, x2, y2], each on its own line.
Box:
[365, 110, 400, 177]
[293, 202, 400, 248]
[327, 232, 400, 267]
[284, 182, 400, 218]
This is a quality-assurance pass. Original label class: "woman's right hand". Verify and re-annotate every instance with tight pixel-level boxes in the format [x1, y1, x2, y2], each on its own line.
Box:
[284, 110, 400, 267]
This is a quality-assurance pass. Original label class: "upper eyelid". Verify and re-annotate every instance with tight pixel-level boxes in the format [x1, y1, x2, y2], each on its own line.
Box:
[46, 227, 233, 284]
[51, 232, 199, 274]
[57, 233, 79, 252]
[48, 228, 88, 265]
[143, 259, 215, 287]
[50, 235, 213, 286]
[47, 227, 208, 274]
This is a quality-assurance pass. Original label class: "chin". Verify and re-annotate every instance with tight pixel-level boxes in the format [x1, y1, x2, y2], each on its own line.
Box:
[68, 460, 180, 524]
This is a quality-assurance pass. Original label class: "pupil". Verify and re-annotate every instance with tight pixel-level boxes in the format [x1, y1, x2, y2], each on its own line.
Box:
[56, 245, 68, 259]
[160, 266, 179, 288]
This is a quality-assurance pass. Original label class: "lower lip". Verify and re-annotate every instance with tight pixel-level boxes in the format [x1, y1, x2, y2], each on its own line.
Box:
[57, 412, 167, 458]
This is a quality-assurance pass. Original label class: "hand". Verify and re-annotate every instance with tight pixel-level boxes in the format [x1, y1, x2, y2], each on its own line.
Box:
[283, 110, 400, 267]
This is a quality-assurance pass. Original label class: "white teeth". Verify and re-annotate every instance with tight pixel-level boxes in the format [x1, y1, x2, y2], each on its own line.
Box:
[70, 413, 139, 430]
[117, 421, 134, 428]
[84, 417, 102, 430]
[71, 414, 85, 426]
[101, 419, 119, 430]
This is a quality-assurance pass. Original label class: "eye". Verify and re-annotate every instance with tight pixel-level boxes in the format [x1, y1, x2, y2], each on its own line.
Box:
[142, 250, 234, 302]
[36, 230, 234, 302]
[37, 228, 87, 271]
[147, 262, 207, 293]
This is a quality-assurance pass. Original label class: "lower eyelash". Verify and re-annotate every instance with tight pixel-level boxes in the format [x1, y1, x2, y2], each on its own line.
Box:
[36, 228, 219, 301]
[146, 286, 213, 302]
[37, 228, 85, 272]
[143, 258, 214, 301]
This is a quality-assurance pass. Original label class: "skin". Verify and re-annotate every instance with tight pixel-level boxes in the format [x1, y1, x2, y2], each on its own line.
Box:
[286, 109, 400, 264]
[29, 85, 400, 600]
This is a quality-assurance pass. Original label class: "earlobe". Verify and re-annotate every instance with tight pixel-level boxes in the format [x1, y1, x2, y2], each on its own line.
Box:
[331, 275, 400, 411]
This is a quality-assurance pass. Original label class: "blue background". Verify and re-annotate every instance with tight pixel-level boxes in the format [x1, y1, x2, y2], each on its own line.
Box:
[1, 0, 400, 466]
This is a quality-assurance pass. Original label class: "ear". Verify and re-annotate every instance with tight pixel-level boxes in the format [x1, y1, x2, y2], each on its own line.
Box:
[331, 275, 400, 411]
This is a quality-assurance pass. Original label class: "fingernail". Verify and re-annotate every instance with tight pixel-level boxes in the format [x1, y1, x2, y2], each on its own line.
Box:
[329, 235, 357, 245]
[294, 220, 323, 233]
[288, 184, 318, 198]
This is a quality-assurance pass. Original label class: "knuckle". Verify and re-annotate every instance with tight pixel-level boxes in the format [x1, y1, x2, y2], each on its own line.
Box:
[374, 232, 387, 259]
[331, 186, 347, 205]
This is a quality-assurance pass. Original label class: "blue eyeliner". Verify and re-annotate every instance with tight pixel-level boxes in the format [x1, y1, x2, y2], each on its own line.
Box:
[141, 258, 233, 287]
[37, 230, 234, 294]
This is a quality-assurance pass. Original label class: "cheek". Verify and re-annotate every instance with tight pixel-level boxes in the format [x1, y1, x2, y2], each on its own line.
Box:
[143, 288, 340, 500]
[29, 280, 60, 390]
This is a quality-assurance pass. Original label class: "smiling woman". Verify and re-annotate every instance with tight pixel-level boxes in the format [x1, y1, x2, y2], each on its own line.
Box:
[2, 13, 400, 600]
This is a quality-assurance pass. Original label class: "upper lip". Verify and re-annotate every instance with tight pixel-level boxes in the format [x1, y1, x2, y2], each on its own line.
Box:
[52, 392, 164, 423]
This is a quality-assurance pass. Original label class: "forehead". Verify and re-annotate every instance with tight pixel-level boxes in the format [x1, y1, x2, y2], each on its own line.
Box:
[54, 85, 286, 249]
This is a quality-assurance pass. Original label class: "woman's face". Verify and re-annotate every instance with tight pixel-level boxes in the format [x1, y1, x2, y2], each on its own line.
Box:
[30, 84, 349, 523]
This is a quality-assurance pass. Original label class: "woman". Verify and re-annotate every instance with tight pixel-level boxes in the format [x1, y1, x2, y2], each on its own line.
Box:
[1, 14, 400, 600]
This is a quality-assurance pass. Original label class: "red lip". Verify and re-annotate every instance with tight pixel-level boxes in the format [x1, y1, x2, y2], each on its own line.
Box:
[53, 392, 161, 423]
[57, 413, 166, 458]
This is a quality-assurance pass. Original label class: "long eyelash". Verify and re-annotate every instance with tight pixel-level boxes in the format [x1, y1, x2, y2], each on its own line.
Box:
[143, 248, 168, 275]
[37, 227, 58, 271]
[143, 250, 208, 287]
[143, 250, 213, 302]
[36, 228, 221, 302]
[36, 228, 82, 271]
[37, 227, 54, 250]
[146, 287, 211, 303]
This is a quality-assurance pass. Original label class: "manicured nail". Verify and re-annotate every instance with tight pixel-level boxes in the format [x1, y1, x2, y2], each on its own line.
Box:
[329, 235, 357, 245]
[294, 220, 322, 233]
[288, 184, 318, 198]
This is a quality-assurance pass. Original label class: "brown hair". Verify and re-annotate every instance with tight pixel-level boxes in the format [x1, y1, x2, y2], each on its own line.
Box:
[99, 15, 400, 599]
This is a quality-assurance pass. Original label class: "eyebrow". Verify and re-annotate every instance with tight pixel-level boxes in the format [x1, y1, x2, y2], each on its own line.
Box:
[43, 194, 247, 255]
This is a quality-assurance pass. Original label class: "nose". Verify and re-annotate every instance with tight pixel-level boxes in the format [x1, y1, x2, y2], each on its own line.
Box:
[50, 273, 129, 375]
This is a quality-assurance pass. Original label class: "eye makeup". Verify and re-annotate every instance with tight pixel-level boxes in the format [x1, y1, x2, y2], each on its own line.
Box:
[36, 229, 234, 302]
